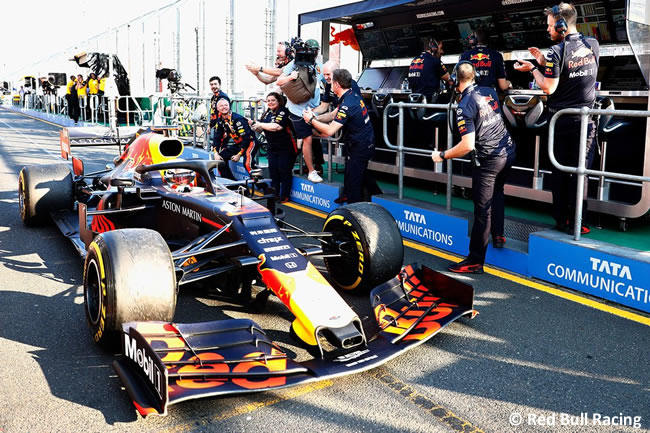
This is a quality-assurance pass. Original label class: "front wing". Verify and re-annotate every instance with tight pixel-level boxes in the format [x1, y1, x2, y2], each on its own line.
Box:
[113, 263, 476, 417]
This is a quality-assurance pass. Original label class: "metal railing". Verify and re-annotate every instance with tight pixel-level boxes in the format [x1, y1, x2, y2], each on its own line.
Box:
[382, 101, 456, 211]
[548, 107, 650, 240]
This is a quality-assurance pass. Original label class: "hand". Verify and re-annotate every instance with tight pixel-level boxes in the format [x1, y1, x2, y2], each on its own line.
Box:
[431, 150, 444, 163]
[212, 149, 223, 161]
[528, 47, 545, 65]
[245, 63, 259, 74]
[290, 71, 299, 80]
[231, 154, 241, 162]
[302, 109, 313, 123]
[514, 59, 534, 72]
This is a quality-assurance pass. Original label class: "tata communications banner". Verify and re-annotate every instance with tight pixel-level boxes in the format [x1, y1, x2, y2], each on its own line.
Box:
[372, 196, 469, 256]
[290, 177, 342, 213]
[529, 235, 650, 314]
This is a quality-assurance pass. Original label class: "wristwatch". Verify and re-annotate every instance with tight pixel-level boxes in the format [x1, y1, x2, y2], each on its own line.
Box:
[530, 66, 537, 75]
[439, 150, 446, 160]
[308, 113, 316, 125]
[259, 66, 264, 73]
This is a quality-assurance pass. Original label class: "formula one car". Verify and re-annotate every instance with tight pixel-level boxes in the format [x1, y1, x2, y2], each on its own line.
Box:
[18, 126, 476, 416]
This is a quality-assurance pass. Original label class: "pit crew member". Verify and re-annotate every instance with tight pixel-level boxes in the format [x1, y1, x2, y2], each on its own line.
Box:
[514, 2, 599, 234]
[432, 61, 516, 273]
[211, 98, 258, 181]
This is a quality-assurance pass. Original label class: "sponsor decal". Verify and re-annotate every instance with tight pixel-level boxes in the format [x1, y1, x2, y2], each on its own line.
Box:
[529, 236, 650, 313]
[416, 10, 444, 19]
[124, 332, 165, 400]
[568, 69, 594, 78]
[162, 200, 202, 222]
[501, 0, 533, 5]
[568, 57, 596, 69]
[270, 253, 299, 261]
[264, 244, 291, 252]
[290, 177, 340, 212]
[571, 47, 593, 58]
[250, 228, 278, 236]
[257, 236, 283, 245]
[373, 197, 468, 255]
[469, 53, 490, 61]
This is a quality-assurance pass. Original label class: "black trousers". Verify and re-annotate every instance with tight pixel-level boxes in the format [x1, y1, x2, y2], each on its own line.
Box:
[468, 152, 515, 264]
[268, 150, 296, 199]
[344, 153, 382, 203]
[218, 141, 257, 180]
[551, 115, 596, 226]
[68, 95, 80, 122]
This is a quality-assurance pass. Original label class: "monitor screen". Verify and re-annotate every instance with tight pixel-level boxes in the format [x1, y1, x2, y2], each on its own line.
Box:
[355, 29, 391, 60]
[357, 67, 391, 90]
[384, 26, 420, 58]
[382, 67, 409, 89]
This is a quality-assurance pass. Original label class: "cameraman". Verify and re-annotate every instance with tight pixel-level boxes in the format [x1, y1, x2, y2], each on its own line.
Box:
[276, 38, 325, 183]
[246, 41, 293, 87]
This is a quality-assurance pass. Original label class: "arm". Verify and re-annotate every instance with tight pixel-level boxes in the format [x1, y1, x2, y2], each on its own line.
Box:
[432, 133, 475, 162]
[513, 59, 559, 95]
[315, 109, 338, 123]
[303, 109, 344, 137]
[528, 47, 546, 65]
[312, 101, 330, 115]
[276, 71, 298, 87]
[251, 119, 282, 132]
[497, 78, 512, 91]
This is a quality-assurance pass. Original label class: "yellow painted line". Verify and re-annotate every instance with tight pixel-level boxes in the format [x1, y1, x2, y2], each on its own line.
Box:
[371, 369, 485, 433]
[284, 201, 650, 327]
[161, 380, 334, 432]
[0, 107, 65, 128]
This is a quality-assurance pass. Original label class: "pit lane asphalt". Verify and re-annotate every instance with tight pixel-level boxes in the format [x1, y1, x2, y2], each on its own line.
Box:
[1, 108, 649, 433]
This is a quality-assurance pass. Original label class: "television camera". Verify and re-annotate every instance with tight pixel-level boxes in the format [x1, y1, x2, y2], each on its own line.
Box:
[290, 37, 319, 67]
[156, 68, 195, 94]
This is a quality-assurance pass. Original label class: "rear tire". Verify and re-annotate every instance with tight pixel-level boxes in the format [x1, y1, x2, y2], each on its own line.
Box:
[322, 202, 403, 294]
[84, 229, 177, 347]
[19, 164, 74, 225]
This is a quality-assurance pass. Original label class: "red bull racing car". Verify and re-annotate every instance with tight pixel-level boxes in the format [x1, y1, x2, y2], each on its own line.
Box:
[18, 126, 476, 416]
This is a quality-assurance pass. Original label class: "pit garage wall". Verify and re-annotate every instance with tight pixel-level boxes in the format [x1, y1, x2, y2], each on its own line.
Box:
[369, 194, 650, 315]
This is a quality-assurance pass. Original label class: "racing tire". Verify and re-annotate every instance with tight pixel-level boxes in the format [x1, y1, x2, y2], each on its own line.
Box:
[18, 164, 74, 225]
[322, 202, 403, 294]
[83, 229, 177, 347]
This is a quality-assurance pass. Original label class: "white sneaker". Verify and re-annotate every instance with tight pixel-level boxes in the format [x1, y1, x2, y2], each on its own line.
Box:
[307, 171, 323, 183]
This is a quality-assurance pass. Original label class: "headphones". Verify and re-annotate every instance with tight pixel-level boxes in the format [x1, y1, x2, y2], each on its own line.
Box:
[468, 32, 478, 48]
[427, 38, 439, 54]
[551, 5, 568, 36]
[451, 60, 480, 87]
[281, 41, 292, 58]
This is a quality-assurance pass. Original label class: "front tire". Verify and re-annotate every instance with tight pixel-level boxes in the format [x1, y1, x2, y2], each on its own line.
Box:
[322, 202, 403, 294]
[84, 229, 177, 347]
[19, 164, 74, 225]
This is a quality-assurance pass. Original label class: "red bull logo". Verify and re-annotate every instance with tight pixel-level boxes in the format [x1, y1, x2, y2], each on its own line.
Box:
[412, 58, 424, 64]
[469, 53, 490, 61]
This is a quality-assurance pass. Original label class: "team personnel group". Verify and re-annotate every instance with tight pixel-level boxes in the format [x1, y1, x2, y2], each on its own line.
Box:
[207, 2, 598, 274]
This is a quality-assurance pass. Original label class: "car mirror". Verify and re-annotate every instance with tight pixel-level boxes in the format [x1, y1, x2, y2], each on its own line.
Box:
[250, 168, 263, 180]
[105, 163, 115, 171]
[72, 157, 84, 176]
[110, 177, 135, 187]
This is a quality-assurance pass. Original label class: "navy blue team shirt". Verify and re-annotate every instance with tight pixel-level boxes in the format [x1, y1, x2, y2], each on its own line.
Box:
[261, 107, 296, 153]
[213, 112, 255, 152]
[456, 84, 514, 159]
[333, 89, 374, 158]
[459, 45, 506, 88]
[407, 51, 447, 100]
[544, 33, 600, 110]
